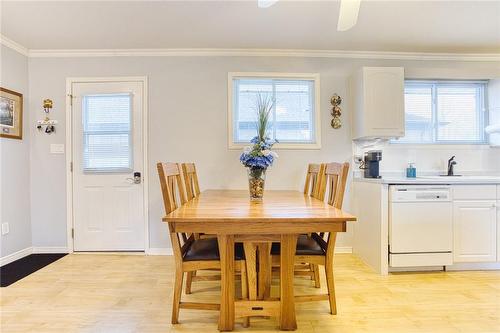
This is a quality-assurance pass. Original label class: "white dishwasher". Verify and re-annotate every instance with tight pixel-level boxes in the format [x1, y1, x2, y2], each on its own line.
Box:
[389, 185, 453, 267]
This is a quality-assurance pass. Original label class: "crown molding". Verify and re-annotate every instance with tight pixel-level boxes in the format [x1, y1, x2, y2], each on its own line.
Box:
[27, 48, 500, 62]
[1, 34, 498, 62]
[0, 34, 29, 57]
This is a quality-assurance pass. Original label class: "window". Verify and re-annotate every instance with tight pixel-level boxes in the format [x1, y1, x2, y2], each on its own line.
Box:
[229, 73, 320, 148]
[394, 80, 488, 144]
[82, 93, 132, 172]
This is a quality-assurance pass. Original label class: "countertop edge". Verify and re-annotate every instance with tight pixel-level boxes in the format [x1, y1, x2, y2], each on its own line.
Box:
[353, 177, 500, 185]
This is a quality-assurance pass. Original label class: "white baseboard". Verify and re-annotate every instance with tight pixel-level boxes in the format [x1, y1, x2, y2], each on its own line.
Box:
[1, 246, 71, 266]
[335, 246, 352, 254]
[32, 247, 69, 254]
[147, 247, 173, 255]
[446, 262, 500, 271]
[388, 262, 500, 273]
[389, 266, 444, 273]
[0, 247, 33, 266]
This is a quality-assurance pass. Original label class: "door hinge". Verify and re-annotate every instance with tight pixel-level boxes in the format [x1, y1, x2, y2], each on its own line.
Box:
[70, 162, 73, 172]
[71, 228, 74, 239]
[68, 94, 74, 107]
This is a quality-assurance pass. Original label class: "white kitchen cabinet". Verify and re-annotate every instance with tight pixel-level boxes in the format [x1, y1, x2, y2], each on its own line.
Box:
[497, 184, 500, 261]
[453, 185, 497, 200]
[350, 67, 405, 141]
[453, 201, 497, 263]
[498, 199, 500, 262]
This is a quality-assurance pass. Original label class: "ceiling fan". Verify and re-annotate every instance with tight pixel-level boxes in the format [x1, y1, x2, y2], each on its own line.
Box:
[257, 0, 361, 32]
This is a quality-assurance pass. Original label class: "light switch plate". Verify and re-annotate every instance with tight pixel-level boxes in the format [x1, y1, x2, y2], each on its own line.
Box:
[50, 144, 65, 154]
[1, 222, 9, 235]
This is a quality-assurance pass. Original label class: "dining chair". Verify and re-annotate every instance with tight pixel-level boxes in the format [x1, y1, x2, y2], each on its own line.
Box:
[181, 162, 215, 252]
[302, 163, 326, 287]
[157, 162, 249, 325]
[272, 162, 350, 315]
[318, 162, 349, 209]
[182, 162, 201, 201]
[271, 163, 327, 288]
[303, 163, 325, 199]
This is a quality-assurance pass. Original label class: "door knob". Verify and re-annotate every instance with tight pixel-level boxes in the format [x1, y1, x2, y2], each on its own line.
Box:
[133, 172, 141, 184]
[126, 172, 141, 184]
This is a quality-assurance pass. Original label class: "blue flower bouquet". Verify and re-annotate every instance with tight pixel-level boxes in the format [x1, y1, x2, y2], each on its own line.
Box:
[239, 94, 278, 201]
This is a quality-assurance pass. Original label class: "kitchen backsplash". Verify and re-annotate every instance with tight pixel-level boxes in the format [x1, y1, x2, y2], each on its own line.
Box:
[353, 142, 500, 175]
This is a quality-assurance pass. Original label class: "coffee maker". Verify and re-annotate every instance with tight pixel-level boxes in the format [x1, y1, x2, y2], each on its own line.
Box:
[364, 150, 382, 178]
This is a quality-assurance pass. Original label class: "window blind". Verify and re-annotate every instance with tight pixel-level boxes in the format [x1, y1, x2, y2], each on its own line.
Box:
[82, 93, 132, 172]
[436, 85, 484, 142]
[233, 78, 315, 143]
[403, 84, 433, 143]
[395, 81, 487, 144]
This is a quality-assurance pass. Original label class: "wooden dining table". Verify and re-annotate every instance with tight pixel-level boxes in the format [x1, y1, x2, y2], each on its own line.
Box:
[163, 190, 356, 331]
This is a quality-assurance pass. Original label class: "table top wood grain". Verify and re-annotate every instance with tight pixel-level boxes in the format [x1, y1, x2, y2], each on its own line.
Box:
[163, 190, 356, 223]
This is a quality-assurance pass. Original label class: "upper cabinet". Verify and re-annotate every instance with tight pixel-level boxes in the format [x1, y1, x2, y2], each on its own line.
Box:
[350, 67, 405, 141]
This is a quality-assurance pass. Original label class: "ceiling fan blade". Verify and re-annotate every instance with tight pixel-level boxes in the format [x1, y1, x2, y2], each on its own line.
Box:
[258, 0, 279, 8]
[337, 0, 361, 31]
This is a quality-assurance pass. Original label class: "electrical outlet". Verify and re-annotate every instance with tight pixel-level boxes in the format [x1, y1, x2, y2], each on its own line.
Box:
[1, 222, 9, 235]
[354, 155, 363, 164]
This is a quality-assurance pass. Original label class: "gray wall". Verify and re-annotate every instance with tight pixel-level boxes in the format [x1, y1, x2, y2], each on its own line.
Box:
[0, 45, 31, 257]
[27, 55, 500, 251]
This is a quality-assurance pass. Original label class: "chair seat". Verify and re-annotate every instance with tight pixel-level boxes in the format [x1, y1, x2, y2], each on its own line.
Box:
[183, 238, 245, 261]
[271, 234, 325, 256]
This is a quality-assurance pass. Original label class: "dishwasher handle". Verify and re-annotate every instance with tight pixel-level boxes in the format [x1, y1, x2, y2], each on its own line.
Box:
[415, 193, 449, 200]
[390, 186, 452, 202]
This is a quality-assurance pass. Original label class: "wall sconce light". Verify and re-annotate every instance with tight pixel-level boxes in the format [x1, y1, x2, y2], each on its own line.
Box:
[37, 99, 57, 134]
[43, 99, 53, 112]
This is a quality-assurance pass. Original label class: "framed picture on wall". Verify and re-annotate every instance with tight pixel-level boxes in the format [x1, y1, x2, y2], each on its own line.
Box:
[0, 87, 23, 140]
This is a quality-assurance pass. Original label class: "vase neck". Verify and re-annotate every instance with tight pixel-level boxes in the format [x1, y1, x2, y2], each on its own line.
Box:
[248, 168, 266, 178]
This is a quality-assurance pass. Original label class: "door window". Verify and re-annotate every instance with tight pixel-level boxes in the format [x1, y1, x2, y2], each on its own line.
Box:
[82, 93, 132, 172]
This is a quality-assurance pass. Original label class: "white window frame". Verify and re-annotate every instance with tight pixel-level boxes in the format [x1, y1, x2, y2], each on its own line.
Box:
[228, 72, 321, 150]
[392, 79, 489, 145]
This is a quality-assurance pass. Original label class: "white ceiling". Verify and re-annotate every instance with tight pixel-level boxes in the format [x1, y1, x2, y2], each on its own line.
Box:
[1, 0, 499, 53]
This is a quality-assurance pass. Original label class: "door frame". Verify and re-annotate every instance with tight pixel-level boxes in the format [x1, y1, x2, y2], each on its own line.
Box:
[65, 76, 149, 253]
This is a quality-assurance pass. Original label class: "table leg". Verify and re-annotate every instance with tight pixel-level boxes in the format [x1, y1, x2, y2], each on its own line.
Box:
[280, 234, 298, 331]
[218, 235, 235, 331]
[257, 243, 272, 300]
[243, 242, 258, 301]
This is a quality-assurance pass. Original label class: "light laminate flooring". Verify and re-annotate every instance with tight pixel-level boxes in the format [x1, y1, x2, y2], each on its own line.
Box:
[1, 254, 499, 333]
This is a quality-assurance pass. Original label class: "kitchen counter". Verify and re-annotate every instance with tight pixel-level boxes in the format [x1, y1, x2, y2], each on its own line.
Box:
[353, 175, 500, 185]
[352, 176, 500, 275]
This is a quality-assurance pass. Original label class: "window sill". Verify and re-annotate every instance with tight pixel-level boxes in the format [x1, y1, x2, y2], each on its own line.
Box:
[229, 142, 321, 150]
[387, 143, 492, 150]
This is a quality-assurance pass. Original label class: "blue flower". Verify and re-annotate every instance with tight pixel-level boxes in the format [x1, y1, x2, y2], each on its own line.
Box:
[240, 152, 274, 169]
[240, 136, 278, 169]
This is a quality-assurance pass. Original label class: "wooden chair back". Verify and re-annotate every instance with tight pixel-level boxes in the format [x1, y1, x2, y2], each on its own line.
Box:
[157, 162, 192, 261]
[182, 163, 201, 200]
[303, 163, 325, 199]
[319, 162, 350, 209]
[157, 162, 187, 214]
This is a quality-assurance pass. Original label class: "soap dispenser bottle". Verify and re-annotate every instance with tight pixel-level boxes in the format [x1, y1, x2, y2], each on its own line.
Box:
[406, 163, 416, 178]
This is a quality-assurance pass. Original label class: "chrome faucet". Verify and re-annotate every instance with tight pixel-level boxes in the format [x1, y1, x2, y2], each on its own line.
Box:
[447, 156, 457, 176]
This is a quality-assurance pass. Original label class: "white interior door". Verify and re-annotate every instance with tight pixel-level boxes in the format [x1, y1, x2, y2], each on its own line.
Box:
[72, 80, 145, 251]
